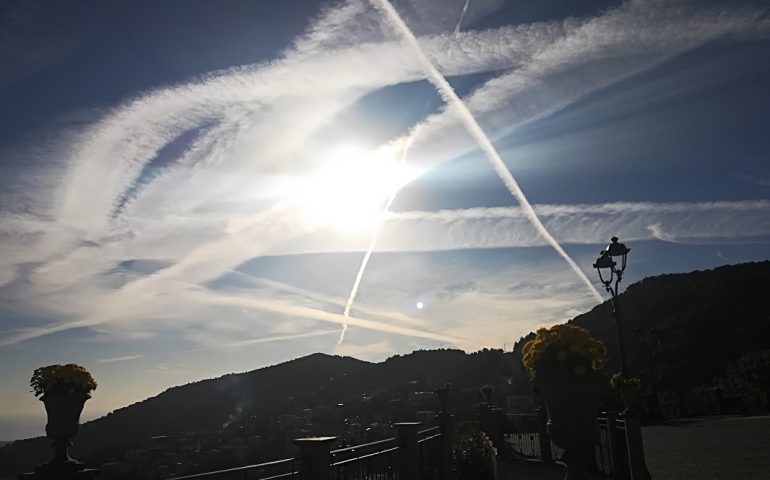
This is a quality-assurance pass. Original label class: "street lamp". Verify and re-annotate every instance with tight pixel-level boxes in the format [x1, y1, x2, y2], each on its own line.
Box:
[593, 236, 631, 375]
[637, 324, 662, 419]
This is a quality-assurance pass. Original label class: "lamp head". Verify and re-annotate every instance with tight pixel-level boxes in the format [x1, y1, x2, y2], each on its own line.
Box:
[606, 236, 630, 257]
[593, 251, 615, 269]
[593, 251, 615, 285]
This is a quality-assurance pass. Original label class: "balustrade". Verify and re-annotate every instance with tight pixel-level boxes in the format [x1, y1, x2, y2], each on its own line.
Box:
[486, 408, 648, 480]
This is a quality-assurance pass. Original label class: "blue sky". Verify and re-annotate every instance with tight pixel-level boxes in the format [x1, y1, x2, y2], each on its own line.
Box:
[1, 0, 769, 440]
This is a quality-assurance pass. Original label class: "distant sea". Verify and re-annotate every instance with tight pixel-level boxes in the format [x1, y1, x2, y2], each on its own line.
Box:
[0, 411, 105, 443]
[0, 414, 44, 443]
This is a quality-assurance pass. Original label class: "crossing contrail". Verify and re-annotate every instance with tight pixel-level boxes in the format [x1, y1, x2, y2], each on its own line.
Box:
[454, 0, 471, 36]
[338, 0, 473, 346]
[338, 128, 420, 345]
[369, 0, 603, 302]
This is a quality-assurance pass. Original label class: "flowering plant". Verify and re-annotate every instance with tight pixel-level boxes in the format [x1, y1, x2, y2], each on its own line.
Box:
[452, 428, 497, 480]
[480, 431, 498, 458]
[610, 373, 641, 391]
[522, 324, 607, 378]
[30, 364, 97, 398]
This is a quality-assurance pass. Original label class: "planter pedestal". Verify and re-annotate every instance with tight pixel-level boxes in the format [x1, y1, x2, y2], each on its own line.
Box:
[536, 370, 604, 480]
[34, 391, 91, 476]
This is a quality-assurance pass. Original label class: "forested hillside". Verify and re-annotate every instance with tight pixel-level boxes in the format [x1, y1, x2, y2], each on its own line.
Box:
[3, 261, 769, 476]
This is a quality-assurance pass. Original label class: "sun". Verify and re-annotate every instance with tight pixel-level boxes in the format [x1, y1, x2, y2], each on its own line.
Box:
[291, 145, 420, 231]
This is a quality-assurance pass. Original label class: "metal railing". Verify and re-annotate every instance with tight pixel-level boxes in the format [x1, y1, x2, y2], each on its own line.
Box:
[330, 437, 399, 480]
[417, 427, 441, 480]
[168, 457, 304, 480]
[611, 417, 630, 479]
[165, 424, 452, 480]
[503, 432, 541, 459]
[499, 412, 637, 479]
[417, 426, 440, 442]
[595, 416, 615, 476]
[503, 413, 543, 460]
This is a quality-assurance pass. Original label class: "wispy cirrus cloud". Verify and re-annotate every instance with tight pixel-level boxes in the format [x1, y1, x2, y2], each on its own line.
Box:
[0, 0, 768, 352]
[333, 340, 393, 360]
[393, 0, 770, 169]
[95, 354, 143, 364]
[255, 200, 770, 254]
[387, 200, 770, 245]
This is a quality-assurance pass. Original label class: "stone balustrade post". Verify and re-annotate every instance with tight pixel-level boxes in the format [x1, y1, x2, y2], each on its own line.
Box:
[292, 436, 337, 480]
[622, 411, 651, 480]
[491, 407, 506, 458]
[437, 412, 456, 480]
[478, 402, 493, 437]
[394, 422, 421, 480]
[604, 411, 623, 480]
[536, 405, 553, 463]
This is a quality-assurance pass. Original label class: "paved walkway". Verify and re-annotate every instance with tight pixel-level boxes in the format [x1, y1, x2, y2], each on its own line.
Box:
[643, 415, 770, 480]
[498, 415, 770, 480]
[498, 458, 565, 480]
[498, 458, 612, 479]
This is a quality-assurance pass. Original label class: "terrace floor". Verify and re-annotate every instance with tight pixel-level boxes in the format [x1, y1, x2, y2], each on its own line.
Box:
[643, 415, 770, 480]
[498, 458, 569, 480]
[499, 414, 770, 480]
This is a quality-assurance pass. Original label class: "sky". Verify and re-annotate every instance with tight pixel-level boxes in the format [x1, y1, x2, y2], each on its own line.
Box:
[1, 0, 769, 440]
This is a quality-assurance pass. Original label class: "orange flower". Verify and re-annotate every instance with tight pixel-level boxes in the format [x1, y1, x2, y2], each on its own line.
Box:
[30, 364, 97, 398]
[521, 324, 607, 377]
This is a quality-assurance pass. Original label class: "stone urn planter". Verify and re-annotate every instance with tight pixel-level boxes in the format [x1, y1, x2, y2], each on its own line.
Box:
[28, 364, 97, 476]
[37, 390, 91, 473]
[522, 324, 610, 480]
[536, 369, 604, 480]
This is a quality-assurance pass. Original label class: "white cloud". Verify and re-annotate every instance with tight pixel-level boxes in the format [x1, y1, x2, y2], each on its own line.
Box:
[384, 200, 770, 248]
[390, 0, 770, 170]
[225, 330, 340, 348]
[146, 364, 188, 376]
[253, 200, 770, 254]
[95, 355, 143, 364]
[0, 0, 768, 350]
[333, 340, 393, 361]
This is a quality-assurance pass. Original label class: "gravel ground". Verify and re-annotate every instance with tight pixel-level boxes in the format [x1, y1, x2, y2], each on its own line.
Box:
[643, 415, 770, 480]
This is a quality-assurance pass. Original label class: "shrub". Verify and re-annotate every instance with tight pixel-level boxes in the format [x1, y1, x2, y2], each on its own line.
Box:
[452, 426, 496, 480]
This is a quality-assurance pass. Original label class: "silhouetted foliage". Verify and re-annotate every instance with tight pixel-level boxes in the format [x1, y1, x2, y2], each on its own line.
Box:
[512, 261, 770, 394]
[716, 349, 770, 413]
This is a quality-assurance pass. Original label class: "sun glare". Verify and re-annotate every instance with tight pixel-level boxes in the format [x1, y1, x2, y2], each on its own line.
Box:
[292, 145, 420, 231]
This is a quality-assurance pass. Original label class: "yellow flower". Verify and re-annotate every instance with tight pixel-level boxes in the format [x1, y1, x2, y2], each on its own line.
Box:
[30, 364, 97, 397]
[521, 324, 607, 376]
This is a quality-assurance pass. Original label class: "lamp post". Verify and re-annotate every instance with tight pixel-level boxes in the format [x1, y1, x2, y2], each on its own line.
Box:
[648, 326, 662, 418]
[636, 324, 662, 420]
[593, 236, 631, 376]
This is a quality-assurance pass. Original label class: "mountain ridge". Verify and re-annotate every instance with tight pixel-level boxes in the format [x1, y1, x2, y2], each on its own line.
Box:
[2, 260, 769, 476]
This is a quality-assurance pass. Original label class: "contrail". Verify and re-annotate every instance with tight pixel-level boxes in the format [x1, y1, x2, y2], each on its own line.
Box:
[369, 0, 603, 302]
[96, 330, 341, 364]
[205, 292, 463, 344]
[454, 0, 471, 36]
[338, 128, 420, 345]
[339, 0, 472, 346]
